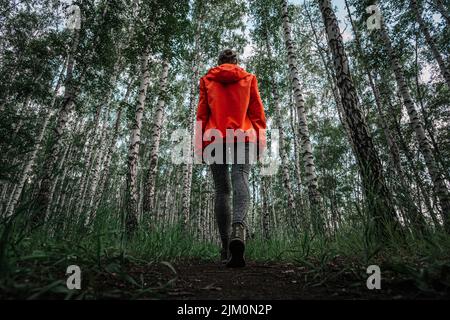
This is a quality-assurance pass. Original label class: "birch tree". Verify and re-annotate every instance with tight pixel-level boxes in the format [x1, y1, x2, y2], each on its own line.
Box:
[318, 0, 397, 237]
[143, 60, 170, 216]
[182, 7, 203, 231]
[33, 23, 81, 224]
[377, 11, 450, 231]
[411, 0, 450, 89]
[342, 0, 426, 231]
[281, 0, 324, 234]
[433, 0, 450, 25]
[125, 51, 151, 233]
[262, 28, 297, 224]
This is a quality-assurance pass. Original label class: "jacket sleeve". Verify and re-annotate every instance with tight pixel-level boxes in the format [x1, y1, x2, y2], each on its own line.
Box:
[248, 75, 267, 155]
[194, 77, 209, 160]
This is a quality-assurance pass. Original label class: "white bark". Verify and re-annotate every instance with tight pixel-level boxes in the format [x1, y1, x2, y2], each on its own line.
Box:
[262, 176, 270, 239]
[90, 77, 134, 221]
[343, 0, 425, 230]
[281, 0, 323, 232]
[264, 31, 296, 217]
[5, 59, 67, 218]
[143, 60, 170, 214]
[126, 51, 151, 232]
[4, 109, 50, 218]
[412, 0, 450, 89]
[182, 12, 203, 230]
[379, 18, 450, 230]
[434, 0, 450, 25]
[83, 118, 110, 223]
[319, 0, 397, 234]
[33, 26, 80, 223]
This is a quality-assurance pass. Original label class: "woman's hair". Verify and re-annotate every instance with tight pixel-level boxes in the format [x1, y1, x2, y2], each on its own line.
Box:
[218, 49, 238, 65]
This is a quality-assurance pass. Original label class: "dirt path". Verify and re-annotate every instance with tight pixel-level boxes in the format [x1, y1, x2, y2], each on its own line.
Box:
[4, 259, 448, 299]
[140, 260, 435, 300]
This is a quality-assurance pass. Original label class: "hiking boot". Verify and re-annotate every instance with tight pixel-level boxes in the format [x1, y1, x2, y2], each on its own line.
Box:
[226, 223, 246, 268]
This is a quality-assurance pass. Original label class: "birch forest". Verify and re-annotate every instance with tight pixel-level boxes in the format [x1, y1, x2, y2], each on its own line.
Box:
[1, 0, 450, 300]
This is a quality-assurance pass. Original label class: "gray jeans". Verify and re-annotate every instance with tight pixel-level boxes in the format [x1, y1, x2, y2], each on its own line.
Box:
[209, 142, 254, 244]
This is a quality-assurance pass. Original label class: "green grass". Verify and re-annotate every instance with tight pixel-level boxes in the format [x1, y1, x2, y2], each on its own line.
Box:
[1, 208, 450, 299]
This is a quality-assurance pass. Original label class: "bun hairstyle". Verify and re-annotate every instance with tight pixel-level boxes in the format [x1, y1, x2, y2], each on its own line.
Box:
[218, 49, 238, 65]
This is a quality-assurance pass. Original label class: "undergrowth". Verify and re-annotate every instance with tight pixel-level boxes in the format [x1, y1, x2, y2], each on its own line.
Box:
[1, 208, 450, 299]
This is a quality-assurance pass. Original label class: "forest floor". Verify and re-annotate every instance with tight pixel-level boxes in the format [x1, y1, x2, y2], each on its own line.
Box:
[131, 260, 448, 300]
[2, 257, 450, 299]
[2, 227, 450, 299]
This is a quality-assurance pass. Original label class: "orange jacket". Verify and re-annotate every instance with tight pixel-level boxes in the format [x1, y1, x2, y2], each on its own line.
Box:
[194, 63, 267, 157]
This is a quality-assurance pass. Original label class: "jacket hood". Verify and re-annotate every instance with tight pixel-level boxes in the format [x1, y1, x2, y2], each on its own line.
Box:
[205, 64, 250, 83]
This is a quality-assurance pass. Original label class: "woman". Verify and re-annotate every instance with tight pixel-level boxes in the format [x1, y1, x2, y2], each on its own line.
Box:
[194, 49, 267, 267]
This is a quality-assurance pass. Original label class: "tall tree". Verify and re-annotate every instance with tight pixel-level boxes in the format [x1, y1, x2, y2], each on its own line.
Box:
[281, 0, 324, 234]
[317, 0, 397, 237]
[263, 29, 297, 226]
[377, 8, 450, 231]
[433, 0, 450, 25]
[32, 19, 81, 225]
[343, 0, 426, 232]
[143, 60, 170, 216]
[3, 60, 67, 219]
[411, 0, 450, 89]
[125, 51, 150, 232]
[182, 5, 203, 230]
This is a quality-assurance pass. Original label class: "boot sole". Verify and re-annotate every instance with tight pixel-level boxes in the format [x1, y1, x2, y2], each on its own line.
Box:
[226, 239, 245, 268]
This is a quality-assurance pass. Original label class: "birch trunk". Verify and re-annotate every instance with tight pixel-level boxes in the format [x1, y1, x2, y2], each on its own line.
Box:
[4, 110, 54, 218]
[305, 3, 357, 152]
[90, 78, 134, 221]
[281, 0, 323, 233]
[49, 144, 76, 230]
[77, 71, 119, 217]
[388, 97, 437, 220]
[262, 176, 270, 239]
[182, 14, 203, 231]
[46, 143, 71, 221]
[143, 60, 170, 215]
[318, 0, 397, 236]
[126, 51, 151, 234]
[72, 102, 103, 216]
[411, 0, 450, 89]
[82, 62, 123, 218]
[343, 0, 426, 231]
[289, 101, 302, 194]
[33, 27, 80, 224]
[3, 60, 67, 218]
[80, 62, 120, 218]
[379, 18, 450, 231]
[264, 31, 296, 217]
[181, 90, 197, 230]
[83, 118, 110, 223]
[434, 0, 450, 25]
